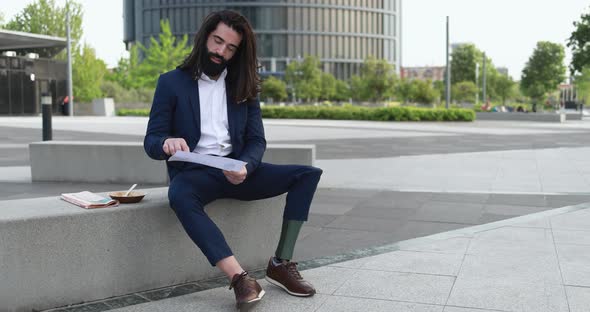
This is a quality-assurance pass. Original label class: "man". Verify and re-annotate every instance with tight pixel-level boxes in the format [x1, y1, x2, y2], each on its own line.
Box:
[144, 10, 322, 310]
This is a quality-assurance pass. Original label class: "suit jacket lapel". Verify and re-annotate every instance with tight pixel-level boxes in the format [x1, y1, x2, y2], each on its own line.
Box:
[226, 80, 237, 141]
[189, 78, 201, 141]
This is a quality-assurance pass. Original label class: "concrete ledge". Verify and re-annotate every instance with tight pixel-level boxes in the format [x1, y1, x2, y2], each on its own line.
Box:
[30, 141, 168, 184]
[92, 98, 116, 117]
[476, 112, 566, 122]
[262, 143, 316, 166]
[29, 142, 315, 184]
[0, 188, 285, 312]
[565, 113, 583, 120]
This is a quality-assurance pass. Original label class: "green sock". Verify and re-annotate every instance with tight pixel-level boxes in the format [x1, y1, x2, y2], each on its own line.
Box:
[275, 219, 304, 261]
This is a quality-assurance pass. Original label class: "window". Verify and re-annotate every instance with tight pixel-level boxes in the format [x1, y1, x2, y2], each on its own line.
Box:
[310, 35, 317, 56]
[274, 34, 287, 57]
[322, 8, 330, 32]
[343, 9, 349, 33]
[331, 35, 337, 58]
[295, 7, 302, 31]
[308, 7, 315, 31]
[323, 35, 331, 58]
[302, 35, 309, 56]
[343, 36, 349, 58]
[296, 35, 303, 57]
[302, 7, 309, 31]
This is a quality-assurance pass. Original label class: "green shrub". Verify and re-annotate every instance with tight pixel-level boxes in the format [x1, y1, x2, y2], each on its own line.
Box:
[118, 105, 475, 122]
[117, 108, 150, 116]
[101, 80, 154, 104]
[261, 106, 475, 122]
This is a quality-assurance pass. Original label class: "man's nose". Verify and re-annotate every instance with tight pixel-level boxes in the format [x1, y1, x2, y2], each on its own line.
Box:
[215, 45, 227, 56]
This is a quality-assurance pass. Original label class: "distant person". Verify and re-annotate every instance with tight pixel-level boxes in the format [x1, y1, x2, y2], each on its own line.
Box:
[517, 106, 524, 112]
[61, 96, 69, 116]
[143, 10, 322, 310]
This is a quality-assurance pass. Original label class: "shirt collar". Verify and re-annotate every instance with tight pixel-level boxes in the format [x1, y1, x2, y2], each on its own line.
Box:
[200, 68, 228, 83]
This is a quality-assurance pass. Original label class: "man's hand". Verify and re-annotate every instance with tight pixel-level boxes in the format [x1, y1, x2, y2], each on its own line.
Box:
[223, 166, 247, 185]
[163, 138, 189, 156]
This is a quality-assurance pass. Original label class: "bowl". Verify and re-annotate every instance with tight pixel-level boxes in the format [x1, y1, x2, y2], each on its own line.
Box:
[108, 191, 146, 204]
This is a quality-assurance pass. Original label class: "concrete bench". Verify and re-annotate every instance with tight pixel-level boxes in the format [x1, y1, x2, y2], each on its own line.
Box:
[30, 142, 316, 184]
[0, 188, 286, 311]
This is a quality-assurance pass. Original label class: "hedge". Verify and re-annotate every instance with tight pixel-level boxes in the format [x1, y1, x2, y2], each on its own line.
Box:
[118, 108, 150, 116]
[117, 106, 475, 122]
[261, 106, 475, 122]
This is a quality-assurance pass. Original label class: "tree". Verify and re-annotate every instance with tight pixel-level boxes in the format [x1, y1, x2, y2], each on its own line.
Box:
[432, 80, 445, 103]
[361, 56, 397, 101]
[575, 67, 590, 104]
[452, 81, 478, 103]
[412, 79, 439, 104]
[133, 19, 192, 89]
[451, 44, 481, 84]
[285, 56, 322, 102]
[450, 43, 501, 101]
[350, 56, 397, 102]
[106, 45, 142, 89]
[396, 79, 438, 104]
[396, 79, 416, 104]
[495, 74, 516, 105]
[4, 0, 83, 58]
[333, 79, 351, 101]
[73, 44, 107, 102]
[261, 76, 287, 102]
[567, 7, 590, 75]
[349, 75, 367, 101]
[0, 11, 5, 27]
[520, 41, 566, 109]
[319, 72, 337, 100]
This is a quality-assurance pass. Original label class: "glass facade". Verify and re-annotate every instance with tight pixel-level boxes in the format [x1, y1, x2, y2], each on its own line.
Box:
[124, 0, 401, 80]
[0, 56, 67, 115]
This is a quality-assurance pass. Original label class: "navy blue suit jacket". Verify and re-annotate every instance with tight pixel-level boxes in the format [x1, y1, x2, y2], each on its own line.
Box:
[143, 68, 266, 181]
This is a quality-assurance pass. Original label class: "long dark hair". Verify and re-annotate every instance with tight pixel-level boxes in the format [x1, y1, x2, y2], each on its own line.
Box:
[179, 10, 261, 102]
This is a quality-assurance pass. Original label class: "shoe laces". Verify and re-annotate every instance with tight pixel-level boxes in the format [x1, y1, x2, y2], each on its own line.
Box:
[285, 261, 303, 280]
[229, 271, 257, 293]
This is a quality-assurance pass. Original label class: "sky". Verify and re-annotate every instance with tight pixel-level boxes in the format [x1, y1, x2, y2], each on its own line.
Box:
[2, 0, 589, 80]
[403, 0, 589, 79]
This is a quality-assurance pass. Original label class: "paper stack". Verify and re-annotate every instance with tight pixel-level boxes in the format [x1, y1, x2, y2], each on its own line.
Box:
[61, 191, 119, 209]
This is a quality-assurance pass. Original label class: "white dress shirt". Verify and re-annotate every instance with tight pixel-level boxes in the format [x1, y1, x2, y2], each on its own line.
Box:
[194, 69, 232, 156]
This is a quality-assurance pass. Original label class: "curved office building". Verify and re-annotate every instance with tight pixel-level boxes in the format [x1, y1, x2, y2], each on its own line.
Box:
[123, 0, 401, 80]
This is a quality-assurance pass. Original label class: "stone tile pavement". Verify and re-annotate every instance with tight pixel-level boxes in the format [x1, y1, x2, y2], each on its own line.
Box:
[43, 202, 590, 312]
[3, 117, 590, 311]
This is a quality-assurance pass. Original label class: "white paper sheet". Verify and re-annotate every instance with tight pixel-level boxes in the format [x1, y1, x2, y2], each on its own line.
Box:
[168, 151, 247, 172]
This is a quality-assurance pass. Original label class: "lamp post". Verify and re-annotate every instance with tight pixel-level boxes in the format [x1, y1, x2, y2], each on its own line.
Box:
[475, 63, 479, 105]
[445, 16, 451, 109]
[482, 52, 487, 106]
[66, 10, 74, 116]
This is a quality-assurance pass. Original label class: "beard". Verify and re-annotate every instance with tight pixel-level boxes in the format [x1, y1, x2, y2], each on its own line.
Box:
[201, 49, 228, 77]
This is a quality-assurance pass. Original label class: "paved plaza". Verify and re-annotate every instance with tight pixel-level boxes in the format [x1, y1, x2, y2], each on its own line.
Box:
[2, 116, 590, 311]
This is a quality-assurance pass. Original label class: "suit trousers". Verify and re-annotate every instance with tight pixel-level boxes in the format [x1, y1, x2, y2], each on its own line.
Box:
[167, 162, 323, 266]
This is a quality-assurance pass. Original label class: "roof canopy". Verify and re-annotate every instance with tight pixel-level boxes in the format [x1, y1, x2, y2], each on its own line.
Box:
[0, 29, 67, 57]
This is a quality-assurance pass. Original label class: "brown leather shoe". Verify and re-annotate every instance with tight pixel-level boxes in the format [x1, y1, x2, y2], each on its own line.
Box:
[229, 271, 265, 310]
[265, 257, 316, 297]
